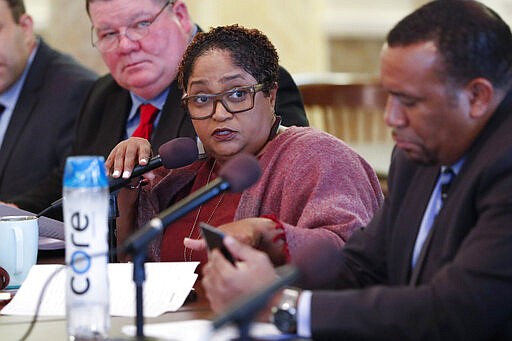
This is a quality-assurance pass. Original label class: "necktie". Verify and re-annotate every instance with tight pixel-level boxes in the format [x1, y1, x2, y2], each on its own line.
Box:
[0, 103, 5, 117]
[131, 103, 159, 140]
[411, 167, 455, 268]
[436, 168, 455, 212]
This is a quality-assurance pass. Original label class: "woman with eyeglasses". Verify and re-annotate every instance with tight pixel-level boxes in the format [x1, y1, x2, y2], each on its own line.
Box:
[107, 25, 383, 266]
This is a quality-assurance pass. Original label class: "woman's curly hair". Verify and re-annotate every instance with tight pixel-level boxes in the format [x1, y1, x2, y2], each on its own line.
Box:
[178, 24, 279, 95]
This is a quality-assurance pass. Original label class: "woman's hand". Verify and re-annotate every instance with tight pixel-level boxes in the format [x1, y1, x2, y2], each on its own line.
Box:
[219, 217, 287, 265]
[105, 137, 152, 179]
[184, 217, 288, 265]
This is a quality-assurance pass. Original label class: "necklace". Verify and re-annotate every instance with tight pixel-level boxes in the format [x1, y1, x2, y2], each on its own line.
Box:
[184, 159, 225, 261]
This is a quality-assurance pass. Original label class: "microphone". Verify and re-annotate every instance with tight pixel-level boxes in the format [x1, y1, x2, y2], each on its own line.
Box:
[121, 153, 261, 255]
[107, 137, 199, 193]
[37, 137, 199, 218]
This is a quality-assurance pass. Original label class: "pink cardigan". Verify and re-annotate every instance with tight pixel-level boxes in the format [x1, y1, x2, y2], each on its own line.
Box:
[137, 127, 383, 261]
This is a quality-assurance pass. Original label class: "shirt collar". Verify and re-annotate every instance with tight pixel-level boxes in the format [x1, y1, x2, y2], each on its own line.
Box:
[441, 157, 465, 176]
[128, 87, 169, 121]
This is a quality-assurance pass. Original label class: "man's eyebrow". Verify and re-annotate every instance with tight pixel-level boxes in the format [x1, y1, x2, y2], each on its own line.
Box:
[94, 11, 150, 31]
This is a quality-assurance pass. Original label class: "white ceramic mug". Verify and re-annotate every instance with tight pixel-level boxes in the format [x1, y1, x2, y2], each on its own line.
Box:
[0, 216, 39, 289]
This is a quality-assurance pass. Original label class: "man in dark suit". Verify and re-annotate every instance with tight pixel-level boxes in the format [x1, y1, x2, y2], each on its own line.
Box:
[199, 1, 512, 339]
[0, 0, 97, 203]
[11, 0, 307, 216]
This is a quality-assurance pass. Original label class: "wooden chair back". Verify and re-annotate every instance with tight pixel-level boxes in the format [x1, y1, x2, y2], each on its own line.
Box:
[296, 73, 391, 145]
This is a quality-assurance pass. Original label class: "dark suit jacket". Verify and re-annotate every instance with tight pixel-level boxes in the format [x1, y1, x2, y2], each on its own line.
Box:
[310, 91, 512, 340]
[0, 39, 97, 203]
[14, 66, 307, 215]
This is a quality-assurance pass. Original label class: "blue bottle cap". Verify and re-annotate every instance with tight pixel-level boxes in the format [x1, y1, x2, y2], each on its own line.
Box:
[63, 156, 108, 188]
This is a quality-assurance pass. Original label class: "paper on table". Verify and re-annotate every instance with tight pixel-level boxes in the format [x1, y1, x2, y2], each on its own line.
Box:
[1, 262, 199, 317]
[122, 319, 291, 341]
[111, 262, 199, 317]
[0, 203, 65, 240]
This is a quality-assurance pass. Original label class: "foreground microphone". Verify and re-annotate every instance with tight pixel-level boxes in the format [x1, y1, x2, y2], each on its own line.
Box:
[121, 153, 261, 255]
[37, 138, 198, 218]
[108, 137, 198, 193]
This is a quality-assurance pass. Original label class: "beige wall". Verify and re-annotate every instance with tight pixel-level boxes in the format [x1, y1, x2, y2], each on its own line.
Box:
[30, 0, 328, 75]
[186, 0, 327, 73]
[29, 0, 108, 74]
[25, 0, 512, 77]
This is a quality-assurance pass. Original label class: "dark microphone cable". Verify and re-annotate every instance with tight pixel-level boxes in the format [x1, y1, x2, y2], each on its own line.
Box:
[18, 247, 119, 341]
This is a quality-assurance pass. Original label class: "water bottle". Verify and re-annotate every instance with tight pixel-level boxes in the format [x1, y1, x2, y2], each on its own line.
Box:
[63, 156, 110, 339]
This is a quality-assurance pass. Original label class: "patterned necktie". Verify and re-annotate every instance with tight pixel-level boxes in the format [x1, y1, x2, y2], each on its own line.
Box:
[131, 103, 159, 140]
[411, 167, 455, 268]
[437, 168, 455, 212]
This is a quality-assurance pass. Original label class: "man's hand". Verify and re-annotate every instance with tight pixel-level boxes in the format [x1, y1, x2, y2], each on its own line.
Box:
[202, 235, 276, 313]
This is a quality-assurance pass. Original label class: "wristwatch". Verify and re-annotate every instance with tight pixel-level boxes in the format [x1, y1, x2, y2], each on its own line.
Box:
[271, 287, 300, 334]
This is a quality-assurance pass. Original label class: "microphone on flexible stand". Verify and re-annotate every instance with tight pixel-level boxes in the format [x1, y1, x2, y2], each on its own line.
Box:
[107, 137, 199, 193]
[36, 137, 199, 263]
[37, 137, 199, 218]
[121, 153, 261, 255]
[106, 137, 198, 263]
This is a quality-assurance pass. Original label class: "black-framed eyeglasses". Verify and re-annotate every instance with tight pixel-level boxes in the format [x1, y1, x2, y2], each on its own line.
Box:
[182, 84, 266, 120]
[90, 0, 174, 52]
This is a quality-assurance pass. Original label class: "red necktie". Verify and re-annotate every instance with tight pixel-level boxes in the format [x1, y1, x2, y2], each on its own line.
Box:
[131, 103, 159, 140]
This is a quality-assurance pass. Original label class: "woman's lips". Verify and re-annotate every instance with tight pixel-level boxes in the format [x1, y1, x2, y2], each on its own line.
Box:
[212, 128, 236, 141]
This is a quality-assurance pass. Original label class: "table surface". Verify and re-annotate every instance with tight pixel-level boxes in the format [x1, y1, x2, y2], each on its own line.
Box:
[0, 293, 212, 340]
[0, 252, 214, 340]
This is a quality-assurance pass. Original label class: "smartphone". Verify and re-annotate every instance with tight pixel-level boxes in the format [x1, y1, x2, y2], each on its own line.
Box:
[199, 222, 236, 265]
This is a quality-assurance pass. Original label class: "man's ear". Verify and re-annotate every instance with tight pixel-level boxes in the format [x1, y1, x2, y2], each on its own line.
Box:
[172, 1, 194, 34]
[18, 13, 33, 29]
[466, 78, 494, 119]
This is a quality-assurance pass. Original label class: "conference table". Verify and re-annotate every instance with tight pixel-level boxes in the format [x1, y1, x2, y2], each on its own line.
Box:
[1, 252, 309, 340]
[0, 251, 213, 340]
[0, 293, 212, 340]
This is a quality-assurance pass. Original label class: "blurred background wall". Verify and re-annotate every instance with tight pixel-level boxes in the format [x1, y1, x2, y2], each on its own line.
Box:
[25, 0, 512, 76]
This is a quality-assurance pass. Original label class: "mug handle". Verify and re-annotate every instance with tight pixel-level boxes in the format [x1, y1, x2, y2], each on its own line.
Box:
[0, 267, 9, 290]
[13, 226, 24, 275]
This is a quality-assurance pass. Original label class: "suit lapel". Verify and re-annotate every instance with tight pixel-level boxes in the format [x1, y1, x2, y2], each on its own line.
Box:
[407, 167, 443, 285]
[409, 222, 435, 285]
[100, 90, 131, 156]
[0, 41, 51, 178]
[390, 166, 439, 284]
